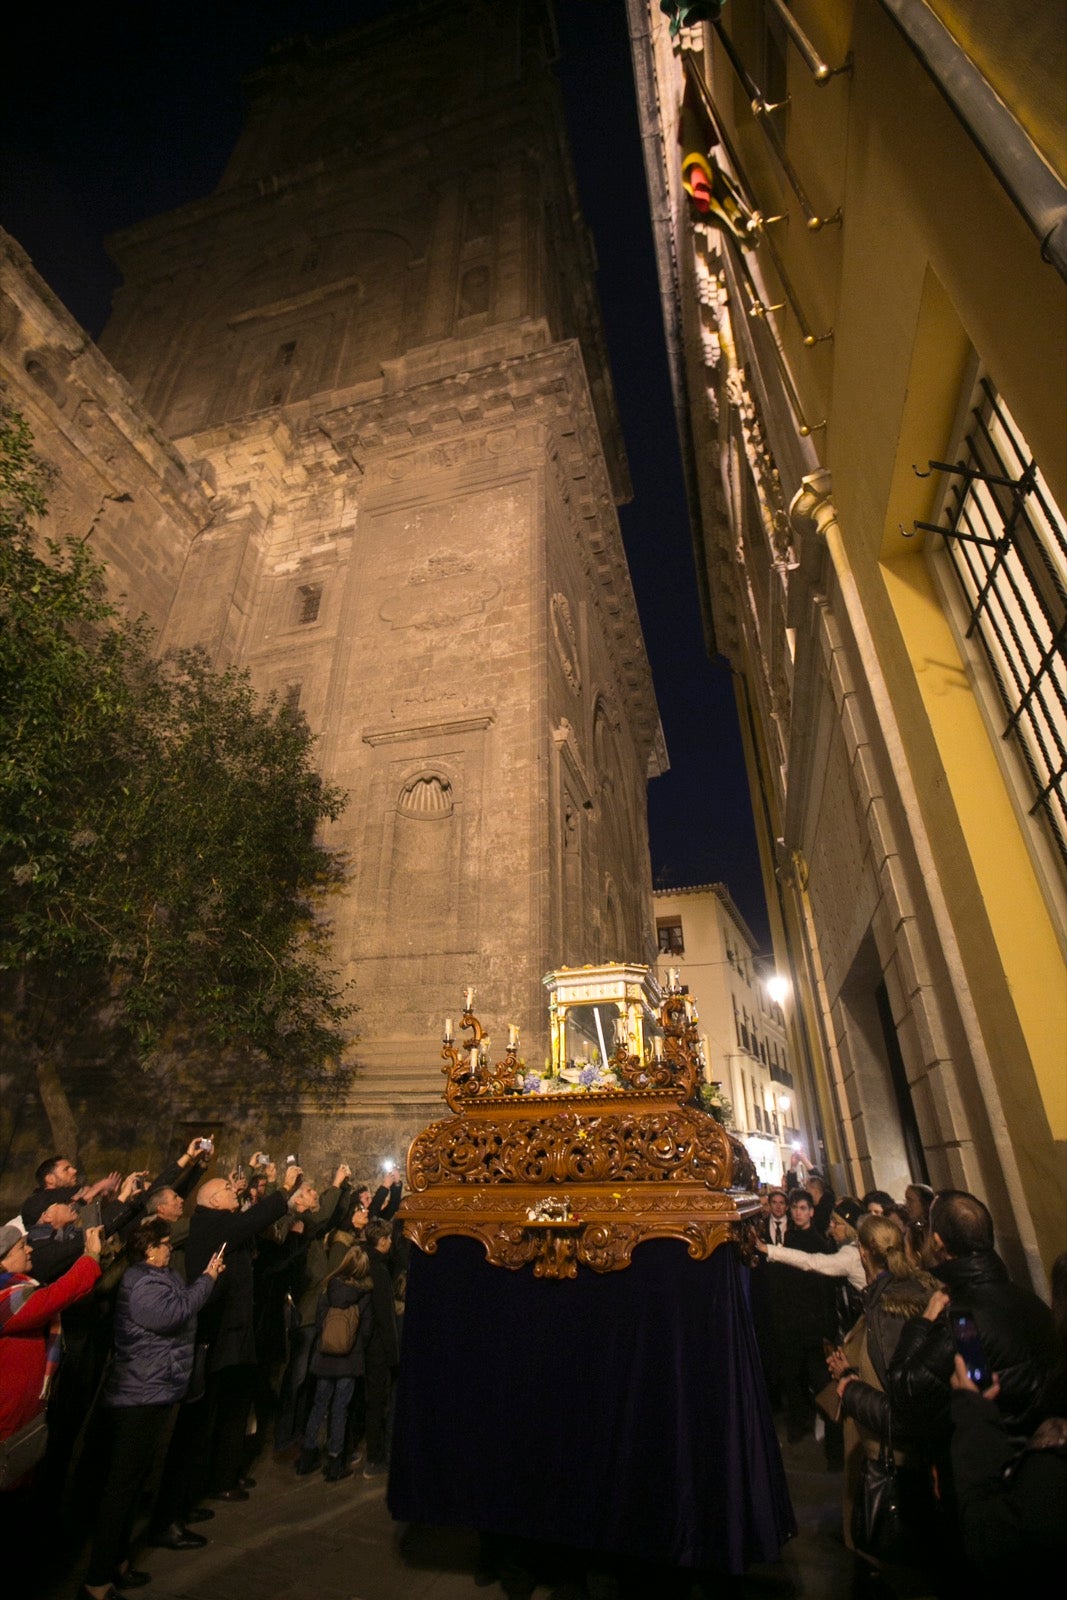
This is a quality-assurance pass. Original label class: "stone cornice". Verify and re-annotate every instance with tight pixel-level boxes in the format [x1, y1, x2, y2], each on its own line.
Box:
[363, 715, 495, 747]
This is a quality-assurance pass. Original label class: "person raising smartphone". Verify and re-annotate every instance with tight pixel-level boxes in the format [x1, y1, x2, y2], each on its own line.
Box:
[79, 1222, 225, 1599]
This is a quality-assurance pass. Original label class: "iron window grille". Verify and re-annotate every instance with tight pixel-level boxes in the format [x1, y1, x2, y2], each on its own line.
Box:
[924, 378, 1067, 876]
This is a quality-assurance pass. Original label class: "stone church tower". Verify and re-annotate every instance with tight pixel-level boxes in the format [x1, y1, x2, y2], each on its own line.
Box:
[76, 1, 664, 1153]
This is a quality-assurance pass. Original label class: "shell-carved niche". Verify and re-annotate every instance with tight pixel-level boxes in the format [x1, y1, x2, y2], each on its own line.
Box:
[388, 773, 457, 946]
[399, 774, 454, 817]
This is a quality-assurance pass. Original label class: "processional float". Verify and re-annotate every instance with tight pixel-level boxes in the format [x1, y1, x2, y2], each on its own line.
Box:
[389, 964, 794, 1576]
[400, 962, 760, 1276]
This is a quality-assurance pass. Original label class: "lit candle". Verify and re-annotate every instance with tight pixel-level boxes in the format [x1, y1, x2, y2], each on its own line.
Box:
[509, 1023, 519, 1048]
[444, 1017, 453, 1041]
[464, 986, 474, 1012]
[668, 968, 678, 991]
[653, 1036, 663, 1060]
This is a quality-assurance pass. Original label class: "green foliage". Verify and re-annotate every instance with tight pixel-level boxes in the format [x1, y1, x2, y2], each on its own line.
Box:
[699, 1081, 734, 1126]
[0, 398, 354, 1112]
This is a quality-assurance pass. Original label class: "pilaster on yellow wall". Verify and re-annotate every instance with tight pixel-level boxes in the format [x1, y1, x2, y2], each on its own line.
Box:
[731, 671, 849, 1184]
[880, 552, 1067, 1145]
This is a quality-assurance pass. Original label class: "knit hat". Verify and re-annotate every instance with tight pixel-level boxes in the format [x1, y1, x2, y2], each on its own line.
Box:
[0, 1222, 27, 1261]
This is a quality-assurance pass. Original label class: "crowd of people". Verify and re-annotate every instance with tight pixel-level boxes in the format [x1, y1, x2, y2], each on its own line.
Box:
[0, 1139, 406, 1597]
[1, 1138, 1063, 1599]
[749, 1174, 1065, 1594]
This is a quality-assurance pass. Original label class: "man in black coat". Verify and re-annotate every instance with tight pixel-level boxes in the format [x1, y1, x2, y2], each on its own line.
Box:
[887, 1190, 1055, 1453]
[770, 1190, 837, 1450]
[148, 1165, 318, 1547]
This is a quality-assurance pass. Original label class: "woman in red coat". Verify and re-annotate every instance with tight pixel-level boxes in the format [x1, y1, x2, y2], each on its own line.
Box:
[0, 1221, 103, 1464]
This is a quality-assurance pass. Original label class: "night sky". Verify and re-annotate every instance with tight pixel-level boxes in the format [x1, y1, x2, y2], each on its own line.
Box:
[1, 0, 770, 948]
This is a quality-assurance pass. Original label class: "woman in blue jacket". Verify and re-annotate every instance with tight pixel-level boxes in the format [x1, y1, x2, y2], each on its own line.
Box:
[79, 1218, 224, 1600]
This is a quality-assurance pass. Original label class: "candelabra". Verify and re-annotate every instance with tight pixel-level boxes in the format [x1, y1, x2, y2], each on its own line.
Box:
[440, 990, 524, 1110]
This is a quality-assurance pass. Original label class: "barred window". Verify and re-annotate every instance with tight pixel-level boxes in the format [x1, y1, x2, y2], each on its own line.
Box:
[656, 916, 685, 954]
[935, 379, 1067, 876]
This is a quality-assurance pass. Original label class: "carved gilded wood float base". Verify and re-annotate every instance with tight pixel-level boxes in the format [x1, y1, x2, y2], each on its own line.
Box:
[400, 965, 760, 1277]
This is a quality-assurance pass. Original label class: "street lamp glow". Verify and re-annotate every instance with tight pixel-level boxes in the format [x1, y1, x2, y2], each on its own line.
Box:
[765, 973, 790, 1006]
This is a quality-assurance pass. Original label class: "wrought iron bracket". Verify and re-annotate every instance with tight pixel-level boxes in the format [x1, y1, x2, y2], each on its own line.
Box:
[903, 457, 1038, 543]
[912, 459, 1037, 494]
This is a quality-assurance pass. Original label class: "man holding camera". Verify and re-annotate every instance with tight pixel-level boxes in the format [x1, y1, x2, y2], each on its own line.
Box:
[148, 1163, 318, 1546]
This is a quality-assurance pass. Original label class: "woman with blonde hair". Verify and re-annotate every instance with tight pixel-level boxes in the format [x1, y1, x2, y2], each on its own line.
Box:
[825, 1213, 937, 1577]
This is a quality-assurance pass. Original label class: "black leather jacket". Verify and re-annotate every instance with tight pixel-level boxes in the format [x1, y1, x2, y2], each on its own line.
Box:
[886, 1251, 1054, 1447]
[839, 1272, 930, 1446]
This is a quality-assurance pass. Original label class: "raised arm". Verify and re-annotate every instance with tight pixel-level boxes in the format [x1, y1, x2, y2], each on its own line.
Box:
[128, 1265, 217, 1333]
[767, 1243, 854, 1278]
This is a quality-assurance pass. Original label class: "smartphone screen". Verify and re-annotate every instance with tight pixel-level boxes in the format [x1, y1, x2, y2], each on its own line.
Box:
[952, 1312, 993, 1389]
[81, 1200, 102, 1230]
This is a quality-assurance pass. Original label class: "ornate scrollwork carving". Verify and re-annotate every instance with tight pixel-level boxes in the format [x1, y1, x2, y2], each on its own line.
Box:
[408, 1106, 734, 1193]
[403, 1211, 743, 1278]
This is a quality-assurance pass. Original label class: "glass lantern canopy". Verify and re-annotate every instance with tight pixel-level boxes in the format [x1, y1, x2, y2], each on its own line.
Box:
[543, 963, 663, 1077]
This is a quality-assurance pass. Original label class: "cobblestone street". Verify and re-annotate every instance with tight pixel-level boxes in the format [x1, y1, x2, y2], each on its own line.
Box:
[41, 1427, 855, 1600]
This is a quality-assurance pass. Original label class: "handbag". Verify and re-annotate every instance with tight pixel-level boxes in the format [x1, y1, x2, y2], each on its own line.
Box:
[850, 1317, 919, 1566]
[0, 1410, 48, 1489]
[851, 1434, 911, 1564]
[319, 1300, 361, 1356]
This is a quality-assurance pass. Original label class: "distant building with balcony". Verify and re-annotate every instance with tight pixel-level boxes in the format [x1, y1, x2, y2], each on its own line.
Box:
[654, 884, 799, 1185]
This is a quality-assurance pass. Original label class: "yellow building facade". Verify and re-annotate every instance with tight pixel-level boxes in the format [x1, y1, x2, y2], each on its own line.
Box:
[629, 0, 1066, 1286]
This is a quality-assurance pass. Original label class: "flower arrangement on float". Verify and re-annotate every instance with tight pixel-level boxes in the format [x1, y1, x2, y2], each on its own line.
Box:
[521, 1060, 626, 1095]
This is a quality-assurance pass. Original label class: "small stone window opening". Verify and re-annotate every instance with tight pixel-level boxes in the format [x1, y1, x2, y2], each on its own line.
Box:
[277, 340, 297, 367]
[295, 583, 322, 625]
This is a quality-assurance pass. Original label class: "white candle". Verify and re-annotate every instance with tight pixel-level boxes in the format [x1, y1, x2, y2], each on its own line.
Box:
[509, 1023, 519, 1048]
[653, 1037, 663, 1060]
[464, 986, 474, 1012]
[444, 1017, 453, 1040]
[469, 1046, 479, 1070]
